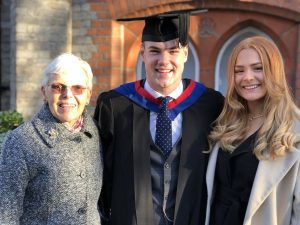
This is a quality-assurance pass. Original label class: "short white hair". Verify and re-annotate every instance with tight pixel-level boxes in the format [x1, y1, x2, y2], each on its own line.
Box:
[42, 53, 93, 90]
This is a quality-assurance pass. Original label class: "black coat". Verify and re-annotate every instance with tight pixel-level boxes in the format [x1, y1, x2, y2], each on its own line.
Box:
[94, 82, 224, 225]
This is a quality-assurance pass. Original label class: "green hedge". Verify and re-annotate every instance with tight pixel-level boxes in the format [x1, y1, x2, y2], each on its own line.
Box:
[0, 111, 24, 133]
[0, 111, 24, 153]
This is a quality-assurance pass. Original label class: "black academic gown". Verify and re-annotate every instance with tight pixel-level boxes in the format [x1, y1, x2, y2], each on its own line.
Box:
[94, 80, 224, 225]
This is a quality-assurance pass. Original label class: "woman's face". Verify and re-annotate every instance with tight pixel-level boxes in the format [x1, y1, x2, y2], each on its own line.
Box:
[234, 48, 267, 105]
[42, 70, 91, 126]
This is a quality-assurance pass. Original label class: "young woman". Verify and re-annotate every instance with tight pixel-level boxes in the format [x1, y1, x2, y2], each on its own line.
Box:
[205, 36, 300, 225]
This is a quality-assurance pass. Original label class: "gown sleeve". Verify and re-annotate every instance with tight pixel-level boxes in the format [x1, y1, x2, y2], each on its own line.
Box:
[94, 91, 115, 225]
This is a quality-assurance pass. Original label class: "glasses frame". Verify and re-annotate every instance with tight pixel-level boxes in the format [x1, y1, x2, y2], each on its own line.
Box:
[48, 83, 88, 95]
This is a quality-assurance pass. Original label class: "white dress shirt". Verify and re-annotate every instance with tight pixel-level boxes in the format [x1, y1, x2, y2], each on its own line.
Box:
[144, 80, 183, 147]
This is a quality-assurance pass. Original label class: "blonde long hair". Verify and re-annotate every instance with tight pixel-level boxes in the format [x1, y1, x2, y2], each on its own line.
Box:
[209, 36, 300, 160]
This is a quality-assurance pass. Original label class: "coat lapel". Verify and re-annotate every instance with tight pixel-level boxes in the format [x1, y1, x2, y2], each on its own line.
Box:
[206, 144, 219, 202]
[132, 104, 154, 225]
[204, 144, 219, 225]
[244, 146, 300, 224]
[174, 112, 193, 219]
[174, 107, 207, 224]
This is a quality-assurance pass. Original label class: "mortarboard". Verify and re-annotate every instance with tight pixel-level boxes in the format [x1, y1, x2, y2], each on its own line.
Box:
[117, 9, 207, 47]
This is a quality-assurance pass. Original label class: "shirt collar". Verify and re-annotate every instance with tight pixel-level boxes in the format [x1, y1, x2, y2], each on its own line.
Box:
[144, 80, 183, 99]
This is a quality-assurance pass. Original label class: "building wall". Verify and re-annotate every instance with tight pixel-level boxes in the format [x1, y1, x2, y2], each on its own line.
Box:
[1, 0, 300, 120]
[1, 0, 11, 110]
[92, 1, 300, 102]
[72, 0, 99, 107]
[2, 0, 73, 119]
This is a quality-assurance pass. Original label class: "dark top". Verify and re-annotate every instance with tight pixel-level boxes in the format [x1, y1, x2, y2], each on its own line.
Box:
[209, 132, 259, 225]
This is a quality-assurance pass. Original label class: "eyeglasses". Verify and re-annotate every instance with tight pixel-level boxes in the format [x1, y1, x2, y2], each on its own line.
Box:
[49, 83, 87, 95]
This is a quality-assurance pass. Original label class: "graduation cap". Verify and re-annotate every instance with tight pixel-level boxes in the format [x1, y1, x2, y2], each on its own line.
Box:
[117, 9, 207, 47]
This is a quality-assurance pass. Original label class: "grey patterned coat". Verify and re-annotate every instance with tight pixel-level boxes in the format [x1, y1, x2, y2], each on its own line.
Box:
[0, 104, 103, 225]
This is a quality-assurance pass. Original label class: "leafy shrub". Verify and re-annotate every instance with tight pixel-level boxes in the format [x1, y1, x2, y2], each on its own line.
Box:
[0, 111, 24, 133]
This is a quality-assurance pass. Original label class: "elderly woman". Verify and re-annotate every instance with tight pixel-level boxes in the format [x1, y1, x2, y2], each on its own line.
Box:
[0, 53, 102, 225]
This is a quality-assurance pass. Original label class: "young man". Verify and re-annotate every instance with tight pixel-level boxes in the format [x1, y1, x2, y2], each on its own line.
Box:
[94, 11, 224, 225]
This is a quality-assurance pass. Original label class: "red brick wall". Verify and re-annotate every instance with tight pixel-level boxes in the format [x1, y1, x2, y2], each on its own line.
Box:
[87, 0, 114, 105]
[87, 0, 300, 106]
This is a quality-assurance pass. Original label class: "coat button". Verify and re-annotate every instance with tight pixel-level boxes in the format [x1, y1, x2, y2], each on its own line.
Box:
[80, 171, 86, 178]
[73, 136, 82, 143]
[77, 207, 87, 215]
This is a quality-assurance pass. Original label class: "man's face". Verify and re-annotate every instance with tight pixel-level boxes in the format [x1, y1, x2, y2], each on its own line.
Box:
[140, 38, 188, 95]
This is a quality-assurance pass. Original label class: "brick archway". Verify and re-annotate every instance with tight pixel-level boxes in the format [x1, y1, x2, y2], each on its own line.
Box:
[88, 0, 300, 107]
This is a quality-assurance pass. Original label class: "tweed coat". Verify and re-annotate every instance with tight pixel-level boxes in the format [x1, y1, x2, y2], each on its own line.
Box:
[0, 104, 103, 225]
[94, 80, 224, 225]
[205, 123, 300, 225]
